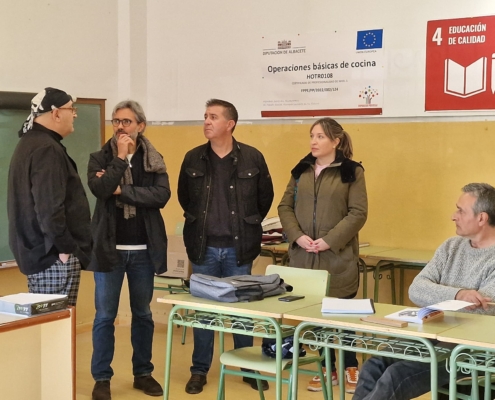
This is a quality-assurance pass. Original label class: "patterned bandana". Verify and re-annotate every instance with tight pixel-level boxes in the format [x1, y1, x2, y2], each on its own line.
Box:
[20, 87, 76, 136]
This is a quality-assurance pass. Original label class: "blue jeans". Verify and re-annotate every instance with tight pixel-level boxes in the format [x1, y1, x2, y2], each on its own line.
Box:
[190, 246, 253, 375]
[352, 356, 450, 400]
[91, 250, 155, 381]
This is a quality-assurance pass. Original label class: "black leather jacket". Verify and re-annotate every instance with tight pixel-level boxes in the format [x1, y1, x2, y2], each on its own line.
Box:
[178, 139, 274, 265]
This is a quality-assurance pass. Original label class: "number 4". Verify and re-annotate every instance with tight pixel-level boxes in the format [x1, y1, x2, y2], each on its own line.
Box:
[432, 27, 442, 45]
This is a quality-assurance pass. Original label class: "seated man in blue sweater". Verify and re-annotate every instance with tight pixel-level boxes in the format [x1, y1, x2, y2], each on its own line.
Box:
[353, 182, 495, 400]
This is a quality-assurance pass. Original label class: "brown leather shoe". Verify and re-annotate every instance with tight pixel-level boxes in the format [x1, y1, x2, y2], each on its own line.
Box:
[133, 375, 163, 396]
[92, 380, 111, 400]
[185, 374, 207, 394]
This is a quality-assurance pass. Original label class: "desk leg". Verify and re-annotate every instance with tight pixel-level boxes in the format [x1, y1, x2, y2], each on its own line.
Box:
[483, 369, 490, 400]
[338, 343, 345, 400]
[373, 262, 395, 304]
[399, 267, 405, 305]
[275, 324, 283, 400]
[472, 370, 480, 400]
[281, 253, 289, 266]
[181, 309, 188, 345]
[291, 328, 300, 400]
[359, 258, 368, 299]
[373, 263, 381, 303]
[163, 307, 177, 400]
[390, 266, 396, 305]
[427, 342, 439, 400]
[291, 323, 329, 400]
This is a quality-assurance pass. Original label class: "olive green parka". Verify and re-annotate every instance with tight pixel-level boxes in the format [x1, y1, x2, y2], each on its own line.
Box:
[278, 151, 367, 298]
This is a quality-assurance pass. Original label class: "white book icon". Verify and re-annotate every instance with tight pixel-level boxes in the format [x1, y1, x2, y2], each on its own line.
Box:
[444, 57, 487, 98]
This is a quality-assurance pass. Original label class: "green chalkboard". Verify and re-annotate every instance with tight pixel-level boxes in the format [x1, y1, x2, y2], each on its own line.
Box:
[0, 93, 104, 262]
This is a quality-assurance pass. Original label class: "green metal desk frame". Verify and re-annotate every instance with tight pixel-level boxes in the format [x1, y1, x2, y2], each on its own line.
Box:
[291, 322, 452, 400]
[447, 344, 495, 400]
[163, 304, 296, 400]
[395, 264, 426, 305]
[153, 277, 189, 344]
[359, 258, 396, 303]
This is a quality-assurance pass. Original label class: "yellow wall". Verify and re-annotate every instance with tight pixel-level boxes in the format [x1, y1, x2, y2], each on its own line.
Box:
[3, 120, 492, 326]
[135, 120, 495, 251]
[83, 119, 495, 320]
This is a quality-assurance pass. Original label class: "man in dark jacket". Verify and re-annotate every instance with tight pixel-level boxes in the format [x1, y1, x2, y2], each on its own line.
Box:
[178, 99, 274, 394]
[8, 87, 91, 306]
[87, 100, 170, 400]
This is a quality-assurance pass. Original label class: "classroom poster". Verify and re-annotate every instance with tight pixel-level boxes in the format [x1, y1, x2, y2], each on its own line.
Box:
[425, 15, 495, 111]
[260, 30, 384, 117]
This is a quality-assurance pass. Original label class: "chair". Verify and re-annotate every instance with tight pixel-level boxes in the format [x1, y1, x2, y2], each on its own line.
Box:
[437, 348, 495, 400]
[265, 265, 329, 296]
[455, 375, 495, 400]
[437, 375, 495, 400]
[217, 265, 330, 400]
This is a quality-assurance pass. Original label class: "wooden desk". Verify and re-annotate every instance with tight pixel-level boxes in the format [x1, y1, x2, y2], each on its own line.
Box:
[0, 308, 75, 400]
[158, 293, 322, 400]
[437, 315, 495, 400]
[364, 248, 435, 304]
[285, 303, 464, 400]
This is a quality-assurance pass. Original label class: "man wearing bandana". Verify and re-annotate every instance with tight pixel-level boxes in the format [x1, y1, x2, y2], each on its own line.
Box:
[87, 100, 170, 400]
[8, 87, 92, 306]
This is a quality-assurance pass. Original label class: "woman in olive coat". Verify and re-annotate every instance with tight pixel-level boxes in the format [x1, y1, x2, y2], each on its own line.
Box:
[278, 117, 368, 394]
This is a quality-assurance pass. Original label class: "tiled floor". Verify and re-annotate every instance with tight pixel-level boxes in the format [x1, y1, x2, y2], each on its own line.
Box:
[76, 323, 434, 399]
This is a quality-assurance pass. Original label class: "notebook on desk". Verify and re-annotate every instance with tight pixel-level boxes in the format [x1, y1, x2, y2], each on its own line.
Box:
[321, 297, 375, 314]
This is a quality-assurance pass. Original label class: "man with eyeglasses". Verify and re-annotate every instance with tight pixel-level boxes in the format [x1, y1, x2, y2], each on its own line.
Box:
[87, 100, 170, 400]
[8, 87, 91, 307]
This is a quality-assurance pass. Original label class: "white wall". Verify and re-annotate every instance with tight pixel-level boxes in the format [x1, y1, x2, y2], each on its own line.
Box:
[145, 0, 495, 121]
[0, 1, 119, 115]
[2, 1, 494, 120]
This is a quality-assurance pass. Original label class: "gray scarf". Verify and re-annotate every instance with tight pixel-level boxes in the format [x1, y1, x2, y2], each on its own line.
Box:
[110, 135, 166, 219]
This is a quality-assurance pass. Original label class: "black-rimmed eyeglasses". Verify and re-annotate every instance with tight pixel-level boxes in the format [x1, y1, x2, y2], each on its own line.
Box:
[111, 118, 134, 127]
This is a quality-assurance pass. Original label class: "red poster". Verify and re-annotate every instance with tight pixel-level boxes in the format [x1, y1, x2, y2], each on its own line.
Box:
[425, 15, 495, 111]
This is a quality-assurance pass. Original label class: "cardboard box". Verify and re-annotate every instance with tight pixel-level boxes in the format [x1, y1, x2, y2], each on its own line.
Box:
[158, 235, 191, 278]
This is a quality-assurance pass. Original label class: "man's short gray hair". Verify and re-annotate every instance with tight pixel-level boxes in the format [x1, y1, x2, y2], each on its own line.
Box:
[113, 100, 147, 134]
[462, 183, 495, 226]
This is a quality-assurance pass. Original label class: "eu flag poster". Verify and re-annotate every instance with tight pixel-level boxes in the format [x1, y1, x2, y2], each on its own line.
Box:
[356, 30, 383, 50]
[261, 29, 385, 117]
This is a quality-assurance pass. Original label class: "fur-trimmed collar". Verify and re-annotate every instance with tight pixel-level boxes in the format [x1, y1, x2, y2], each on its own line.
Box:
[290, 150, 364, 183]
